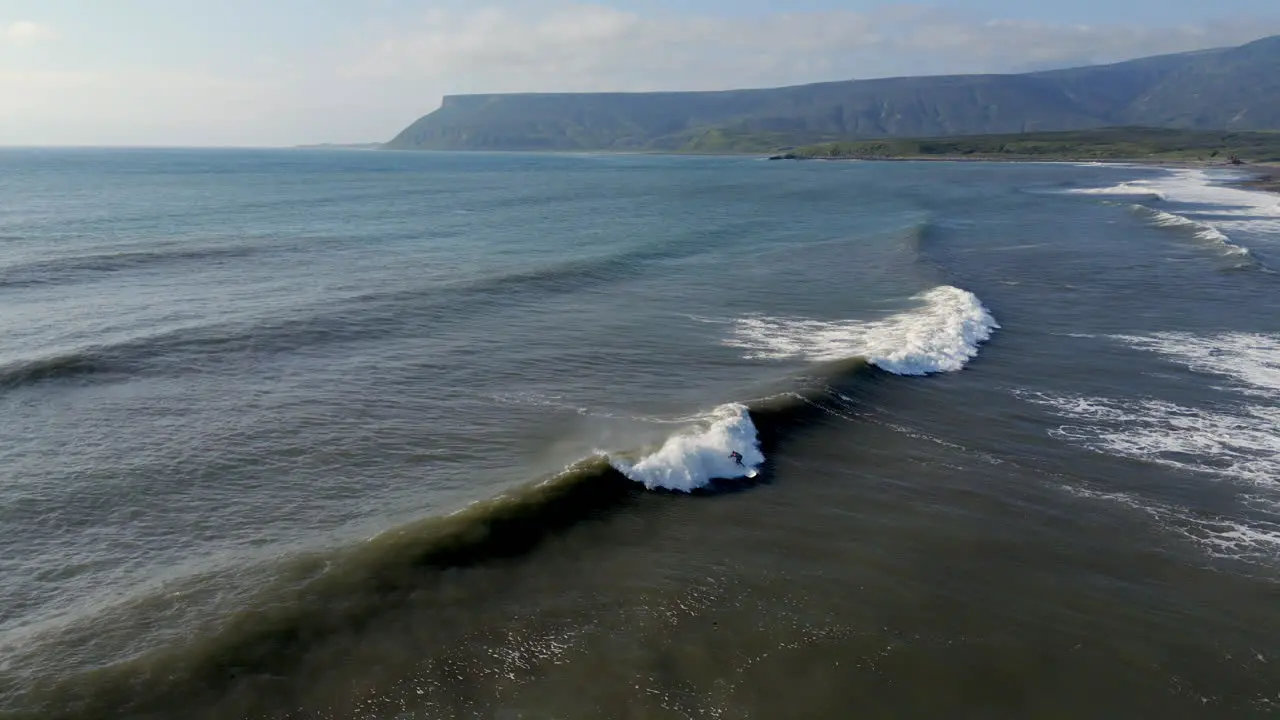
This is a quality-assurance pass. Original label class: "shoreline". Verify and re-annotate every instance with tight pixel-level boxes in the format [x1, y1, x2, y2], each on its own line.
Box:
[776, 154, 1280, 195]
[1229, 163, 1280, 194]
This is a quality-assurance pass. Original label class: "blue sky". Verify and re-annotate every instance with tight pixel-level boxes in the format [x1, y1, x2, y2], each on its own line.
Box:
[2, 0, 1277, 146]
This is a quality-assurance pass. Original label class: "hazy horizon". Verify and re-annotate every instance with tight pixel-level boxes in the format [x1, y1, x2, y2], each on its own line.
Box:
[3, 0, 1279, 147]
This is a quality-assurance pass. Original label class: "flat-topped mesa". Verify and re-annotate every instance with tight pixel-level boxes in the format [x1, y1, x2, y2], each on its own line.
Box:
[438, 94, 489, 110]
[384, 34, 1280, 152]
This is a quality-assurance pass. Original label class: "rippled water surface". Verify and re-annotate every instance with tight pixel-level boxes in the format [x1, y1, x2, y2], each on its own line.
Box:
[1, 150, 1278, 718]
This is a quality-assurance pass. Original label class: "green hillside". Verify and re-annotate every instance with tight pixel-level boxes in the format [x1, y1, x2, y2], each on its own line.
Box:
[384, 35, 1280, 152]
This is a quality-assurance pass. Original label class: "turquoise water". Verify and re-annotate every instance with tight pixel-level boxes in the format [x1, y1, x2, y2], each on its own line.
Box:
[0, 150, 1277, 718]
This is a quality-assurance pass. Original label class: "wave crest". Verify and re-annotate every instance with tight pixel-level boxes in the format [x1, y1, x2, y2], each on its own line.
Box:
[1066, 181, 1166, 201]
[1136, 206, 1258, 263]
[608, 403, 763, 492]
[721, 285, 999, 375]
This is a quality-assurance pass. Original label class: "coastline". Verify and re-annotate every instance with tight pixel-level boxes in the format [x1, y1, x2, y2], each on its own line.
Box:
[774, 153, 1280, 195]
[310, 142, 1280, 196]
[784, 155, 1247, 169]
[1231, 162, 1280, 194]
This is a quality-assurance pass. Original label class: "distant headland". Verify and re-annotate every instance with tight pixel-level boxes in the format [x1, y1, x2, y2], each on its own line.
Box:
[380, 35, 1280, 156]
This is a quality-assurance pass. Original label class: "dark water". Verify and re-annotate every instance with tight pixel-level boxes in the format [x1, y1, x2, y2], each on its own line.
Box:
[0, 150, 1277, 719]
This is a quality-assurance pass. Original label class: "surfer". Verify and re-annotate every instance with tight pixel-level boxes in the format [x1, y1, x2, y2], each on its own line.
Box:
[728, 451, 744, 467]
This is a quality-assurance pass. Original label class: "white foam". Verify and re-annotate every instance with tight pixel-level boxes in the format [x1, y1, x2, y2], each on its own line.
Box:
[1142, 169, 1280, 232]
[1061, 486, 1280, 563]
[1021, 391, 1280, 488]
[1072, 168, 1280, 260]
[721, 285, 999, 375]
[1110, 332, 1280, 400]
[608, 403, 763, 492]
[1021, 330, 1280, 521]
[1068, 180, 1167, 201]
[1142, 207, 1251, 257]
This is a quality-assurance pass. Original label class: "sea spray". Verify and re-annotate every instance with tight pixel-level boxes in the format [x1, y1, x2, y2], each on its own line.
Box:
[608, 403, 763, 492]
[722, 285, 999, 375]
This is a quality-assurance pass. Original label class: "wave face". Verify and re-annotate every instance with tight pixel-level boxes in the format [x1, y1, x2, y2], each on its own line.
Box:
[608, 403, 764, 491]
[721, 285, 999, 375]
[0, 354, 105, 390]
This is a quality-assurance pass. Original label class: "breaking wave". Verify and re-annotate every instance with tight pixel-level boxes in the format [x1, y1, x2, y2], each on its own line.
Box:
[1067, 180, 1166, 201]
[607, 403, 764, 491]
[603, 284, 998, 493]
[720, 285, 999, 375]
[1071, 168, 1280, 268]
[1136, 206, 1255, 260]
[0, 376, 846, 719]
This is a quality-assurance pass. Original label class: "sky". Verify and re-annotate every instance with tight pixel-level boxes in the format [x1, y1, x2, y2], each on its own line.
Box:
[2, 0, 1278, 146]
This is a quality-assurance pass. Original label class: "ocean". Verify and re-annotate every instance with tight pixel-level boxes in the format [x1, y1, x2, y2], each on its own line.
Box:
[0, 149, 1277, 719]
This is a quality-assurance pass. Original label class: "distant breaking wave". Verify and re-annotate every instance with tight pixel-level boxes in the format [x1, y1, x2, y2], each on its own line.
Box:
[1068, 181, 1166, 201]
[1137, 206, 1254, 259]
[1068, 168, 1280, 270]
[720, 285, 999, 375]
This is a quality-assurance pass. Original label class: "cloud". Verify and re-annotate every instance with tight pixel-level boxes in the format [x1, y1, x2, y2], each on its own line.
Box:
[308, 3, 1280, 143]
[2, 20, 55, 47]
[342, 4, 1280, 92]
[3, 4, 1280, 145]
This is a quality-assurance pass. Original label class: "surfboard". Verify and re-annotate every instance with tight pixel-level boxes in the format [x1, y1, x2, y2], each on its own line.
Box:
[744, 468, 758, 479]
